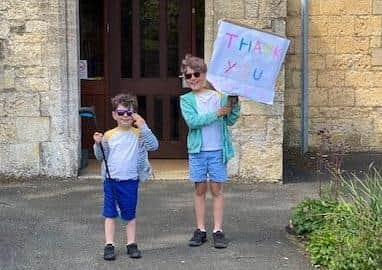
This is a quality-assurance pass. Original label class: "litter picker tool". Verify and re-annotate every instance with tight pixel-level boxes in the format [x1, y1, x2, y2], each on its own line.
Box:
[79, 106, 112, 179]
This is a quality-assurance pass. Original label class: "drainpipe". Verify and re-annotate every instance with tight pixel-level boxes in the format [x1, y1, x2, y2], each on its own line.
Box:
[301, 0, 309, 153]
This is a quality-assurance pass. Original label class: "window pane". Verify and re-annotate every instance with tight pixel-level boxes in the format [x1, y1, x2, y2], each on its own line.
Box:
[170, 96, 179, 140]
[137, 96, 147, 120]
[140, 0, 160, 77]
[154, 96, 163, 140]
[195, 0, 204, 58]
[167, 0, 179, 77]
[79, 0, 104, 78]
[121, 0, 133, 78]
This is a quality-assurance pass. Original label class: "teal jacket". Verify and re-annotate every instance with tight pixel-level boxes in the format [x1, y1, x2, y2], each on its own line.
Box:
[180, 91, 240, 163]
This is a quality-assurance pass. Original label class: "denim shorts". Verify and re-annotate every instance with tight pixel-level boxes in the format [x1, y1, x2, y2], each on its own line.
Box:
[188, 150, 228, 183]
[103, 179, 139, 221]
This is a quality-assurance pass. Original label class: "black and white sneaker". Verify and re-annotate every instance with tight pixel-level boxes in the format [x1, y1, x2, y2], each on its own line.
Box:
[213, 231, 227, 249]
[189, 229, 207, 246]
[103, 244, 116, 260]
[126, 243, 142, 258]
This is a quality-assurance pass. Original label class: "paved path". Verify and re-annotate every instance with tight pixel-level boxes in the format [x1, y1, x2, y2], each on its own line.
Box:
[0, 179, 316, 270]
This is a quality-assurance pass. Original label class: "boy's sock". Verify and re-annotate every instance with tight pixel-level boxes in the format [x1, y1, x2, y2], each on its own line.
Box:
[213, 229, 222, 233]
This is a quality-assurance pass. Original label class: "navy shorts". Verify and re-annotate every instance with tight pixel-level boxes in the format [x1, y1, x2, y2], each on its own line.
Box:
[188, 150, 228, 183]
[103, 179, 139, 221]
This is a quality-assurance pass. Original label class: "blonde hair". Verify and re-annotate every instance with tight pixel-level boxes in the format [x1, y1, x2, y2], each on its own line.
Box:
[180, 54, 207, 74]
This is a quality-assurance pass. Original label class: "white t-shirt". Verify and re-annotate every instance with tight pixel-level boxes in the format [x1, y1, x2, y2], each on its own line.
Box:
[195, 90, 223, 151]
[103, 127, 139, 180]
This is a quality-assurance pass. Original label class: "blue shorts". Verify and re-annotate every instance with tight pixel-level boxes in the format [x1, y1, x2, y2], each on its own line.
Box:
[103, 179, 139, 221]
[188, 150, 228, 183]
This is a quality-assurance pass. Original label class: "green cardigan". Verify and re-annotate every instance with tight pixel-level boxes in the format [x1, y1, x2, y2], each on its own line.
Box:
[179, 91, 240, 163]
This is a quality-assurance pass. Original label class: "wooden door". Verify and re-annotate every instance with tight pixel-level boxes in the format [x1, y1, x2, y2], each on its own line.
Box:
[107, 0, 200, 158]
[80, 0, 204, 159]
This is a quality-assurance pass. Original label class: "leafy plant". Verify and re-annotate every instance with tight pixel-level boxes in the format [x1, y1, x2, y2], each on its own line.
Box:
[329, 233, 382, 270]
[291, 198, 338, 236]
[307, 203, 356, 267]
[307, 224, 341, 266]
[297, 169, 382, 269]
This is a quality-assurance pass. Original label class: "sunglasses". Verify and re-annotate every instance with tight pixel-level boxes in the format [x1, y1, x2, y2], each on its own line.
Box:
[184, 72, 201, 80]
[115, 109, 134, 116]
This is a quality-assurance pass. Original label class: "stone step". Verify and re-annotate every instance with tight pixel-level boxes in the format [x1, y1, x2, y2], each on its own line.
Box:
[78, 159, 188, 181]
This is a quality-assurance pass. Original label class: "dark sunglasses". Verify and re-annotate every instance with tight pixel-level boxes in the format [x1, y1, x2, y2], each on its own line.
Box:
[115, 109, 134, 116]
[184, 72, 201, 80]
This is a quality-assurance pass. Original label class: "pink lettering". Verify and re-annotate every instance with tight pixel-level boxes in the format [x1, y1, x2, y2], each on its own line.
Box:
[225, 32, 239, 48]
[273, 46, 281, 59]
[224, 60, 237, 73]
[253, 41, 262, 54]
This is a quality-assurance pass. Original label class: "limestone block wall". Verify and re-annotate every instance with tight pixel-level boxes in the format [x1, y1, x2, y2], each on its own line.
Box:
[0, 0, 80, 178]
[205, 0, 287, 182]
[285, 0, 382, 151]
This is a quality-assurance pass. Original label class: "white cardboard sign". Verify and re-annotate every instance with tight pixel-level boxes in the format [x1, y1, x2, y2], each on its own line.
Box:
[207, 20, 290, 104]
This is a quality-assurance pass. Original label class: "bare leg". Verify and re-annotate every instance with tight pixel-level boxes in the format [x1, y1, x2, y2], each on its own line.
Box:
[210, 182, 224, 232]
[194, 182, 207, 230]
[105, 218, 115, 245]
[126, 218, 137, 244]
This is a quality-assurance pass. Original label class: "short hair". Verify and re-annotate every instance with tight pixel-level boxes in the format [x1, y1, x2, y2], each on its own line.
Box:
[180, 54, 207, 74]
[111, 93, 138, 111]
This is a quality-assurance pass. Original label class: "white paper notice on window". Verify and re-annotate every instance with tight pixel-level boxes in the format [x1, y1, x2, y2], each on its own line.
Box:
[79, 60, 88, 80]
[207, 20, 290, 105]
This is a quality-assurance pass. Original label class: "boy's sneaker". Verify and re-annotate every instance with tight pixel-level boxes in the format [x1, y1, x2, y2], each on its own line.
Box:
[213, 231, 227, 249]
[103, 244, 116, 260]
[126, 243, 142, 258]
[189, 229, 207, 246]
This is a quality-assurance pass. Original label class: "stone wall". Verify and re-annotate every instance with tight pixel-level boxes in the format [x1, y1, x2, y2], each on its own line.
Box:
[205, 0, 287, 182]
[285, 0, 382, 152]
[0, 0, 80, 178]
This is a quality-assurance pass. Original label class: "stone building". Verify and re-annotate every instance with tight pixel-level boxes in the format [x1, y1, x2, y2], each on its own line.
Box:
[0, 0, 381, 181]
[285, 0, 382, 153]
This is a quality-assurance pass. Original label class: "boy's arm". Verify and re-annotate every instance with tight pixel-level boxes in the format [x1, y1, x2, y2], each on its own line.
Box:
[140, 124, 159, 151]
[224, 103, 241, 126]
[93, 139, 110, 161]
[180, 95, 219, 129]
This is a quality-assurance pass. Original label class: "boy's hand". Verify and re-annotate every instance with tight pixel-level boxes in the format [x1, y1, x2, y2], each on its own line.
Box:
[132, 113, 146, 128]
[93, 132, 103, 144]
[217, 106, 232, 117]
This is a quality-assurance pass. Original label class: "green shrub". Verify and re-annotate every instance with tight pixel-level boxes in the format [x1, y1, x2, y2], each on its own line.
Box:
[330, 171, 382, 270]
[339, 171, 382, 231]
[309, 226, 381, 270]
[294, 169, 382, 270]
[308, 225, 340, 266]
[307, 203, 356, 267]
[329, 233, 382, 270]
[291, 198, 338, 236]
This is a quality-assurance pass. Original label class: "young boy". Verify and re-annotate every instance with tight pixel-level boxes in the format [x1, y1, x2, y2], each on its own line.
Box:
[93, 93, 158, 260]
[179, 54, 240, 248]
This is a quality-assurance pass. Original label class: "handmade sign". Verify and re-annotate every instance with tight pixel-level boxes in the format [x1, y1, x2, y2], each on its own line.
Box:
[207, 20, 290, 104]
